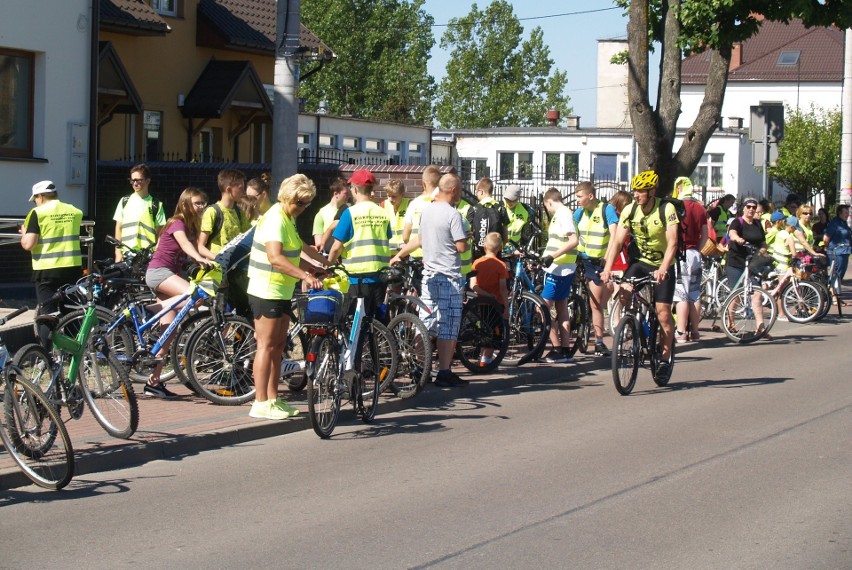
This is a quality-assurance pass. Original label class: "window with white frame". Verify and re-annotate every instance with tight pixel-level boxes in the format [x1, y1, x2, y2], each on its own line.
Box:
[318, 134, 336, 148]
[408, 142, 422, 154]
[499, 152, 533, 180]
[460, 158, 489, 182]
[296, 133, 310, 145]
[152, 0, 178, 16]
[342, 136, 360, 150]
[0, 48, 34, 159]
[690, 153, 724, 190]
[388, 141, 402, 152]
[544, 152, 579, 180]
[365, 139, 382, 152]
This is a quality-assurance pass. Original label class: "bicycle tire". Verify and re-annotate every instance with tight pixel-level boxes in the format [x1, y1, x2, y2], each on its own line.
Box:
[651, 321, 675, 387]
[55, 308, 136, 379]
[607, 297, 624, 335]
[812, 281, 832, 320]
[386, 313, 431, 399]
[12, 344, 54, 396]
[721, 286, 776, 343]
[781, 281, 824, 323]
[306, 334, 341, 439]
[503, 291, 550, 366]
[356, 327, 381, 423]
[368, 320, 399, 392]
[184, 315, 256, 405]
[455, 296, 508, 373]
[611, 316, 639, 395]
[578, 296, 592, 354]
[78, 340, 138, 439]
[284, 319, 309, 392]
[168, 311, 212, 393]
[563, 293, 586, 358]
[1, 370, 74, 490]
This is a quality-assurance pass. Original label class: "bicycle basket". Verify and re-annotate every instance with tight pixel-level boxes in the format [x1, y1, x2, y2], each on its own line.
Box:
[298, 289, 345, 324]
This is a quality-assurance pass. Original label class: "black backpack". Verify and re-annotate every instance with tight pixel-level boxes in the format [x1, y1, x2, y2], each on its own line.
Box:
[467, 200, 509, 253]
[206, 203, 244, 245]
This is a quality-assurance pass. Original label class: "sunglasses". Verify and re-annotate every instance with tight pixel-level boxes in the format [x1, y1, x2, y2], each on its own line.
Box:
[295, 200, 312, 208]
[802, 212, 812, 216]
[128, 178, 146, 185]
[743, 204, 757, 210]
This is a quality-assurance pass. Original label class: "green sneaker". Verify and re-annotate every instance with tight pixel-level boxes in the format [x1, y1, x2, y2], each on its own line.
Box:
[272, 398, 300, 418]
[249, 400, 270, 419]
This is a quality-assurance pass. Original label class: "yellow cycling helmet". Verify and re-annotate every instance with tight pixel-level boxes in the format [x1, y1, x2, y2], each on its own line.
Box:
[631, 170, 659, 191]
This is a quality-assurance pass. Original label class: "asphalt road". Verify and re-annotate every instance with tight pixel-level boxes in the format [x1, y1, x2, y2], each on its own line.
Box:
[1, 318, 850, 569]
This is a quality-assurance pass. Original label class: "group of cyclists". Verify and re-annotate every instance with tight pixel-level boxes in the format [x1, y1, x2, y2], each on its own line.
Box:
[19, 163, 851, 422]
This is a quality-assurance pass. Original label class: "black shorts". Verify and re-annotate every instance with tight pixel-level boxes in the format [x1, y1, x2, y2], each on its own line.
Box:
[624, 261, 675, 304]
[247, 294, 291, 320]
[346, 280, 387, 322]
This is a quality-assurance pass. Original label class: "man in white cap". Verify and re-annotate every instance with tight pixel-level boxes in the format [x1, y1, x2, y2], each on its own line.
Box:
[20, 181, 83, 349]
[502, 184, 532, 247]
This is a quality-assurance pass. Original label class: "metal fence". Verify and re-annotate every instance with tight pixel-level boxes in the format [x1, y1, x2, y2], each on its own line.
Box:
[0, 219, 97, 273]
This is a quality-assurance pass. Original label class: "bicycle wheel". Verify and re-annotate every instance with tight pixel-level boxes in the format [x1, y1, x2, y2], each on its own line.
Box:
[781, 281, 824, 323]
[355, 327, 381, 423]
[563, 293, 586, 358]
[169, 311, 212, 393]
[185, 315, 256, 405]
[386, 313, 431, 399]
[611, 316, 639, 395]
[1, 371, 74, 490]
[55, 308, 135, 377]
[306, 334, 341, 439]
[284, 312, 309, 392]
[455, 296, 508, 373]
[721, 287, 776, 343]
[367, 320, 398, 391]
[607, 297, 624, 334]
[78, 338, 138, 439]
[811, 281, 832, 320]
[578, 296, 592, 354]
[651, 321, 675, 387]
[503, 291, 550, 366]
[12, 344, 54, 396]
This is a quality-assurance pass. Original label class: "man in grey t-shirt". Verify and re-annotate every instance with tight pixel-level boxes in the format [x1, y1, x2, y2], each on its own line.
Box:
[392, 173, 468, 387]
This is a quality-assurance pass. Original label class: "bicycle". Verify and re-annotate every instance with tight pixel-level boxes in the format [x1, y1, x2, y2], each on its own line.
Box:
[303, 265, 397, 438]
[0, 307, 74, 490]
[764, 254, 824, 324]
[13, 275, 138, 439]
[383, 266, 432, 399]
[700, 254, 730, 322]
[456, 286, 509, 373]
[567, 259, 595, 356]
[610, 275, 675, 395]
[503, 233, 551, 366]
[720, 246, 777, 343]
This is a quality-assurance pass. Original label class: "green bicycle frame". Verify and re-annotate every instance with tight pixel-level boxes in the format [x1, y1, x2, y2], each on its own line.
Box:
[50, 304, 98, 383]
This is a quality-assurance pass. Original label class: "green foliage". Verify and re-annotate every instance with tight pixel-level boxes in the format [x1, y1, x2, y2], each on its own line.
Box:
[301, 0, 435, 124]
[434, 1, 571, 128]
[770, 105, 842, 205]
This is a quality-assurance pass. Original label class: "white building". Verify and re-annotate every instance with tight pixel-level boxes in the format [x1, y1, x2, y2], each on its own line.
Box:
[0, 0, 94, 217]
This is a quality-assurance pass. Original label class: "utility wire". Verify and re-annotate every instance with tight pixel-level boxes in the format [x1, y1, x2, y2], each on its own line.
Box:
[431, 6, 622, 28]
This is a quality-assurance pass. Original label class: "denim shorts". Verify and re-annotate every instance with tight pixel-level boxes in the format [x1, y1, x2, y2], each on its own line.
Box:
[419, 273, 463, 340]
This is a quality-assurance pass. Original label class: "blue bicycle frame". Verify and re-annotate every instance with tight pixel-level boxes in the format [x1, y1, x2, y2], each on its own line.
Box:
[107, 281, 212, 357]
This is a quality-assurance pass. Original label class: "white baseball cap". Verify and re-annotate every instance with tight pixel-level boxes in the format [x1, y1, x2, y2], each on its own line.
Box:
[30, 180, 56, 202]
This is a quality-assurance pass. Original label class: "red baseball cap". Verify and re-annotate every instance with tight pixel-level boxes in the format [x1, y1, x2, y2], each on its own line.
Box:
[347, 170, 376, 186]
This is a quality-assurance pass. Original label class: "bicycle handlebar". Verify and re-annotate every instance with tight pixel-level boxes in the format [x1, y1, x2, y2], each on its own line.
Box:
[0, 306, 29, 326]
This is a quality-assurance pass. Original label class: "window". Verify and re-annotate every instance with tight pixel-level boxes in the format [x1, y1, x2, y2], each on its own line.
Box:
[592, 153, 618, 182]
[408, 142, 422, 154]
[143, 110, 162, 160]
[388, 141, 402, 152]
[690, 153, 724, 189]
[777, 51, 800, 66]
[199, 130, 212, 162]
[544, 152, 579, 180]
[365, 139, 382, 152]
[460, 158, 489, 182]
[296, 133, 310, 145]
[0, 48, 34, 158]
[498, 152, 534, 180]
[342, 136, 360, 150]
[152, 0, 178, 16]
[318, 134, 336, 147]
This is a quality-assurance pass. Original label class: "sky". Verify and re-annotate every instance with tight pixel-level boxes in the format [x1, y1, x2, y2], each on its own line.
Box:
[420, 0, 632, 127]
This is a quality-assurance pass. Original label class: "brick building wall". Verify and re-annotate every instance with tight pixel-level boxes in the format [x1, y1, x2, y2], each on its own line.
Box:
[0, 162, 455, 284]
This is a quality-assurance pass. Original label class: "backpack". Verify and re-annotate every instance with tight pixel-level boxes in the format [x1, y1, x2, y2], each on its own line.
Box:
[121, 195, 161, 224]
[214, 224, 255, 275]
[206, 203, 244, 245]
[467, 200, 508, 252]
[626, 197, 688, 269]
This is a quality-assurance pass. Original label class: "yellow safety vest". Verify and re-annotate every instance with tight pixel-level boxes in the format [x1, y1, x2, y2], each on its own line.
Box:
[118, 194, 160, 250]
[459, 216, 472, 276]
[382, 197, 409, 250]
[714, 209, 729, 238]
[407, 194, 432, 258]
[772, 229, 793, 271]
[794, 224, 813, 253]
[543, 206, 577, 265]
[505, 200, 529, 246]
[27, 200, 83, 271]
[247, 204, 302, 300]
[577, 201, 610, 259]
[344, 201, 391, 275]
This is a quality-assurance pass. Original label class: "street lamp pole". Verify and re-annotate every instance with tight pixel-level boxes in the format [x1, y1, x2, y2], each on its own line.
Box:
[272, 0, 301, 188]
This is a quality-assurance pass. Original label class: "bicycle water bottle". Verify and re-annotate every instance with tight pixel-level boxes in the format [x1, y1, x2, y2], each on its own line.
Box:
[640, 314, 650, 337]
[377, 302, 388, 322]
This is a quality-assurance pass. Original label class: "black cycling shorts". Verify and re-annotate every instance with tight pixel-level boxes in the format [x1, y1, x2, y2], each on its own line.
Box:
[248, 294, 292, 320]
[624, 261, 675, 304]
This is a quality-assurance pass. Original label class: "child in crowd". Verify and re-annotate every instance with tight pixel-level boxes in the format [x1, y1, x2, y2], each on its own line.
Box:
[471, 232, 509, 367]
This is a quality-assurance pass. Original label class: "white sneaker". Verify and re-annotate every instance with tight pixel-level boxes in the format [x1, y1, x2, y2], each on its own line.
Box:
[249, 400, 270, 419]
[674, 330, 688, 344]
[280, 358, 305, 378]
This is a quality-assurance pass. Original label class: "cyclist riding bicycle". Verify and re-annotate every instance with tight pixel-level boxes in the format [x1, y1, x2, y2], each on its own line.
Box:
[601, 170, 679, 383]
